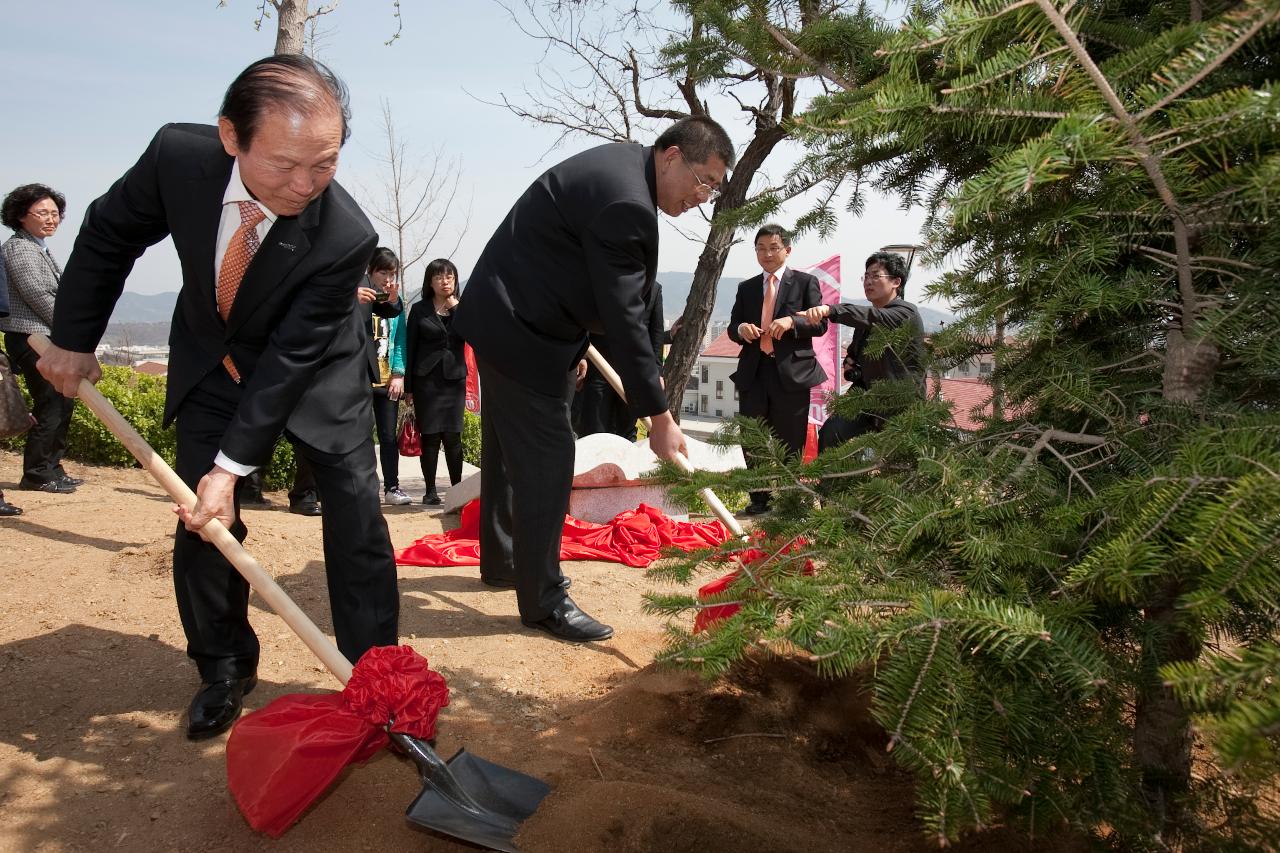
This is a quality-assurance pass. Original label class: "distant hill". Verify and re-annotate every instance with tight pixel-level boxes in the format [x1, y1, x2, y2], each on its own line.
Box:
[112, 291, 178, 324]
[656, 271, 953, 332]
[107, 278, 954, 338]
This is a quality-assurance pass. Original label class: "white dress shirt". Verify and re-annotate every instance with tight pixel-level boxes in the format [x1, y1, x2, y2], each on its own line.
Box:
[213, 160, 278, 477]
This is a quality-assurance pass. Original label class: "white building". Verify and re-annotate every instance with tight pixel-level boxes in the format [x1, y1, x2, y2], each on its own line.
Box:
[683, 332, 742, 419]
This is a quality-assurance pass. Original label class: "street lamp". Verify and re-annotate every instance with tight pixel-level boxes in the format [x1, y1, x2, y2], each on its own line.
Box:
[880, 243, 924, 274]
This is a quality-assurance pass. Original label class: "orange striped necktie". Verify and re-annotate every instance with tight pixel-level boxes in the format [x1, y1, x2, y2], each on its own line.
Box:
[218, 201, 267, 382]
[759, 273, 778, 355]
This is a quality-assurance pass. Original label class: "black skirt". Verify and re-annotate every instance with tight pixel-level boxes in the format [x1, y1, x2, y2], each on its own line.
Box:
[411, 369, 466, 434]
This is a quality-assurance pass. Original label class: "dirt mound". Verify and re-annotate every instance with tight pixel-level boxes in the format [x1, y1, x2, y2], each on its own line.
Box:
[516, 657, 923, 853]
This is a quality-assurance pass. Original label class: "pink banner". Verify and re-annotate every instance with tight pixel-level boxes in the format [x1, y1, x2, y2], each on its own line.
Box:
[802, 255, 842, 459]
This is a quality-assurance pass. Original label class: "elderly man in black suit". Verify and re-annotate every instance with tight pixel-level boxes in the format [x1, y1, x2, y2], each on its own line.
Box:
[38, 55, 399, 739]
[727, 224, 829, 515]
[454, 116, 735, 643]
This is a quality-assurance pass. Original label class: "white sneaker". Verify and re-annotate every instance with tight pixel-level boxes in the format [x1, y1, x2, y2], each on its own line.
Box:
[383, 487, 412, 506]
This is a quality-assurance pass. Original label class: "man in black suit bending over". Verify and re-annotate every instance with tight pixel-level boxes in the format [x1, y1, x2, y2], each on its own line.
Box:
[454, 116, 735, 643]
[727, 224, 829, 515]
[38, 56, 399, 739]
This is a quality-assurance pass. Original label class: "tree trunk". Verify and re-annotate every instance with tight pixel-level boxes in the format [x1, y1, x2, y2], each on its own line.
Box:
[662, 223, 736, 415]
[662, 124, 789, 415]
[274, 0, 308, 55]
[1133, 582, 1201, 827]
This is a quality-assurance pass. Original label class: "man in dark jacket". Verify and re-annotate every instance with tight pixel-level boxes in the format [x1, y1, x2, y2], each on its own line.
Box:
[37, 56, 399, 739]
[801, 251, 925, 450]
[454, 116, 734, 643]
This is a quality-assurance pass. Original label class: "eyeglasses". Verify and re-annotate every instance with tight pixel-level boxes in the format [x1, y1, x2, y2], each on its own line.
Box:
[680, 153, 721, 203]
[26, 209, 61, 221]
[863, 273, 894, 282]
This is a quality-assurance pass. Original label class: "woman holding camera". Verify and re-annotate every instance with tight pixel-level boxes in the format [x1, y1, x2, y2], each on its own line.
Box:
[359, 247, 411, 505]
[405, 258, 466, 505]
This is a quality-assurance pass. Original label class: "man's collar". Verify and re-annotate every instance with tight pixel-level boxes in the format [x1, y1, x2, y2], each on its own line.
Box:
[222, 159, 279, 227]
[762, 265, 788, 282]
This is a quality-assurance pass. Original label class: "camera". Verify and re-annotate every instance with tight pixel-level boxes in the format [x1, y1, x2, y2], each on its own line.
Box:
[374, 287, 391, 303]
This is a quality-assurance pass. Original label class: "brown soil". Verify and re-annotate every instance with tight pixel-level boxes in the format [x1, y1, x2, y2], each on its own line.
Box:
[0, 451, 1085, 852]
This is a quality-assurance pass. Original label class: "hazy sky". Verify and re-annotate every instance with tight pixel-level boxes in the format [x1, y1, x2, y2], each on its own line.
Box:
[1, 0, 945, 309]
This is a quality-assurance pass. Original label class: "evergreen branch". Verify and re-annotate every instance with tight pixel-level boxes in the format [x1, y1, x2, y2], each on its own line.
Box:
[758, 19, 858, 91]
[1033, 0, 1201, 332]
[887, 619, 944, 753]
[928, 104, 1071, 120]
[1135, 5, 1280, 121]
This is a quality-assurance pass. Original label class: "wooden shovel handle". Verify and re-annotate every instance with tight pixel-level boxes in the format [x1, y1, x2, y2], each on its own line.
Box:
[28, 335, 354, 684]
[584, 345, 746, 540]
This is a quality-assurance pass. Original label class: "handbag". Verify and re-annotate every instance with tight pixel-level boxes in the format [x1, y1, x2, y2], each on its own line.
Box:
[397, 414, 422, 457]
[0, 353, 36, 439]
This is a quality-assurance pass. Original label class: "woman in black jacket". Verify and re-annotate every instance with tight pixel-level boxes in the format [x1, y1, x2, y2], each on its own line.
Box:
[405, 258, 467, 505]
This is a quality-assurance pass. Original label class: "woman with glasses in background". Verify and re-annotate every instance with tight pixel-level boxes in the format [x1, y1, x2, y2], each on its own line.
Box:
[799, 251, 926, 451]
[1, 184, 80, 495]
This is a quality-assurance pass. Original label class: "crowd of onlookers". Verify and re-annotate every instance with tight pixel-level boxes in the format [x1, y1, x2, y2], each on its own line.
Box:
[1, 181, 926, 523]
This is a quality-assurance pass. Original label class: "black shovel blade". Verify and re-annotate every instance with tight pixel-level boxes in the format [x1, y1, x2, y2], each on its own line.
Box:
[393, 733, 550, 853]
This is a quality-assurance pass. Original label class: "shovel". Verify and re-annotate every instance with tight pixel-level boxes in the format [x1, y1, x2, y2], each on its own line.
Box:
[29, 335, 548, 852]
[585, 345, 747, 541]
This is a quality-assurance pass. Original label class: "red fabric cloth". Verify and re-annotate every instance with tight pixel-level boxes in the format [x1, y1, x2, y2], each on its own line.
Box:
[226, 645, 449, 837]
[395, 499, 731, 568]
[693, 536, 815, 633]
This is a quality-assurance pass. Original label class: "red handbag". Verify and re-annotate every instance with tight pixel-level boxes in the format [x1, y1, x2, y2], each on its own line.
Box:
[397, 417, 422, 457]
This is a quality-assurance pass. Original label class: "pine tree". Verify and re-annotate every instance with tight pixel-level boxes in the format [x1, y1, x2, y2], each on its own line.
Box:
[647, 0, 1280, 846]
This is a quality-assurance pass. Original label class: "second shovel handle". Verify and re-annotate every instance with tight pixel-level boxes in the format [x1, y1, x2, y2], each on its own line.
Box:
[584, 345, 747, 540]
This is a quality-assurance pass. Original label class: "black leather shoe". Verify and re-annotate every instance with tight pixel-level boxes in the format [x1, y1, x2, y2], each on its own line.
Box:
[18, 478, 76, 493]
[0, 501, 22, 517]
[187, 675, 257, 740]
[743, 501, 771, 516]
[482, 575, 571, 591]
[289, 491, 322, 516]
[57, 474, 85, 488]
[522, 596, 613, 642]
[422, 492, 443, 506]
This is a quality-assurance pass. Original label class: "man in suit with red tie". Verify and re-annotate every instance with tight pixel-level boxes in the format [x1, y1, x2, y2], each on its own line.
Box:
[727, 224, 829, 515]
[37, 56, 399, 740]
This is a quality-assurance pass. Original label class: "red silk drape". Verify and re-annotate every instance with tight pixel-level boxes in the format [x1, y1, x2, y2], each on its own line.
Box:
[226, 645, 449, 837]
[395, 499, 731, 569]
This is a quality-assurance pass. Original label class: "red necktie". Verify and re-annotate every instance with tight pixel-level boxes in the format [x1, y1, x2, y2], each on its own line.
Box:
[217, 201, 267, 382]
[759, 273, 778, 355]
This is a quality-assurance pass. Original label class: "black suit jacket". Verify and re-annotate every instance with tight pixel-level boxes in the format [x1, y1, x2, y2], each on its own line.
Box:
[452, 142, 666, 416]
[51, 123, 377, 465]
[727, 268, 829, 393]
[404, 300, 466, 381]
[828, 297, 926, 396]
[358, 274, 404, 384]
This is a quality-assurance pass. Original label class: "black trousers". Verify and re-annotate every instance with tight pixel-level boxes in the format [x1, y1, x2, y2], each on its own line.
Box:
[576, 374, 636, 440]
[173, 369, 399, 681]
[371, 385, 400, 489]
[475, 356, 573, 621]
[5, 332, 75, 487]
[737, 355, 809, 506]
[420, 432, 463, 495]
[817, 409, 880, 452]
